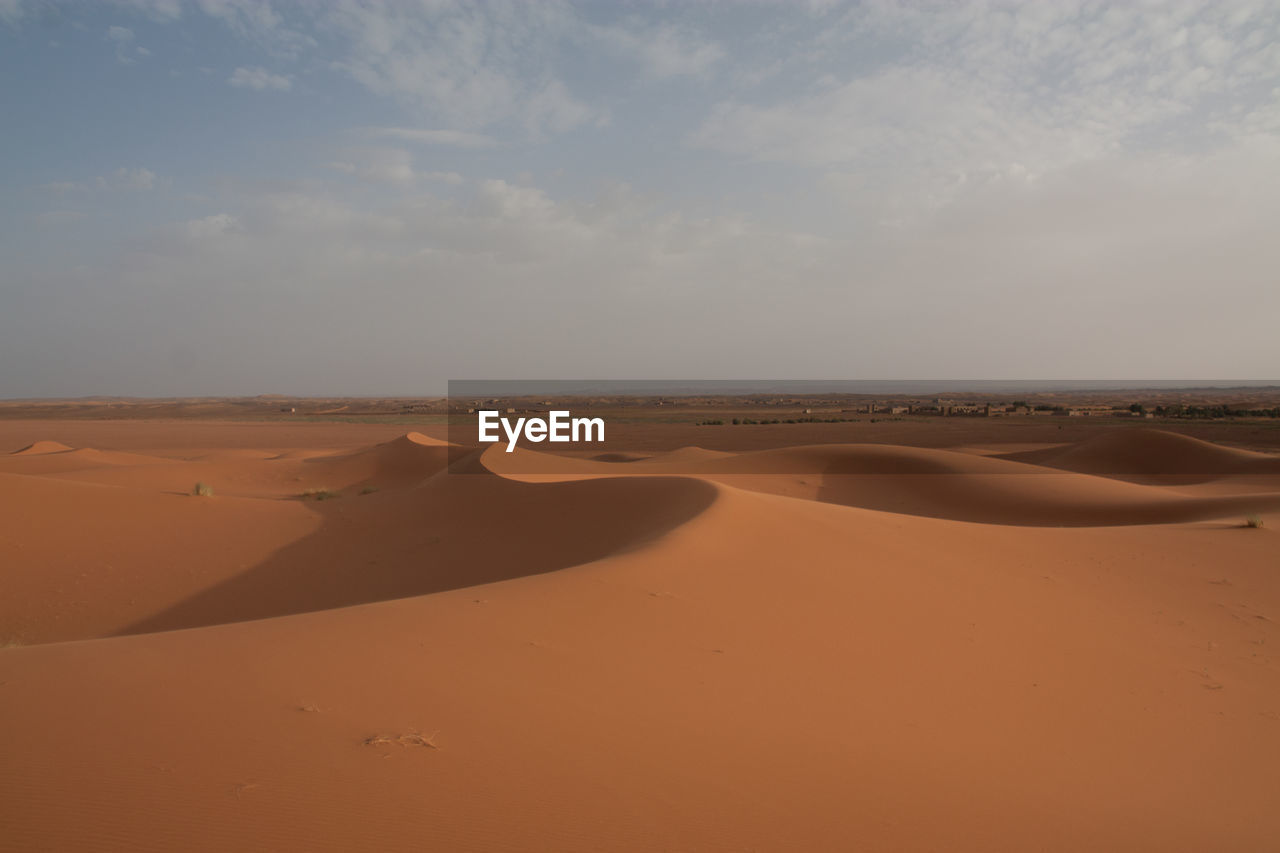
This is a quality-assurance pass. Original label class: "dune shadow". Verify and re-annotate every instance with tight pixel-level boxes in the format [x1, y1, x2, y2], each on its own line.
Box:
[118, 468, 717, 637]
[813, 466, 1280, 527]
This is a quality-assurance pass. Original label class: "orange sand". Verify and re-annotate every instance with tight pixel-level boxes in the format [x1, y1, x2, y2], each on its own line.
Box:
[1, 423, 1278, 851]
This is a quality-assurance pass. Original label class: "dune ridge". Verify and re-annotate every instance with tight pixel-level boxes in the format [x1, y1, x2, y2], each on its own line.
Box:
[997, 427, 1280, 477]
[484, 440, 1280, 526]
[11, 439, 76, 455]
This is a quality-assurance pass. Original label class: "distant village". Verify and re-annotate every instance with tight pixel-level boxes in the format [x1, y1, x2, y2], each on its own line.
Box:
[447, 396, 1280, 422]
[5, 391, 1278, 422]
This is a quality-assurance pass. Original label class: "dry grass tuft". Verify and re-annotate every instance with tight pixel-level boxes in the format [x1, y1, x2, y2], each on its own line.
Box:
[363, 730, 439, 749]
[1245, 514, 1264, 529]
[301, 487, 340, 501]
[193, 482, 214, 497]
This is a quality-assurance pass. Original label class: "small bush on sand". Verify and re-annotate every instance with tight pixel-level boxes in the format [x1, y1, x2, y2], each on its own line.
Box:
[1245, 515, 1264, 529]
[193, 482, 213, 497]
[301, 488, 340, 501]
[360, 486, 378, 495]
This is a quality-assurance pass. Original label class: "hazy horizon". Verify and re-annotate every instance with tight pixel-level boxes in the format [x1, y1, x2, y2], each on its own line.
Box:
[6, 378, 1280, 402]
[4, 1, 1279, 396]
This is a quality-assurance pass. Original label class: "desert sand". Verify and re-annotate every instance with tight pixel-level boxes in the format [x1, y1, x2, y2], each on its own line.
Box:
[2, 419, 1279, 851]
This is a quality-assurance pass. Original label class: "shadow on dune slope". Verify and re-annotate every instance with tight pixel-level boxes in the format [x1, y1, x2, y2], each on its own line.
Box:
[995, 428, 1280, 482]
[118, 453, 717, 636]
[297, 431, 468, 489]
[488, 442, 1280, 527]
[798, 443, 1280, 526]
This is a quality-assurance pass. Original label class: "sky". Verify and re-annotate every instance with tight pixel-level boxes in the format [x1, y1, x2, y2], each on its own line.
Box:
[2, 0, 1278, 397]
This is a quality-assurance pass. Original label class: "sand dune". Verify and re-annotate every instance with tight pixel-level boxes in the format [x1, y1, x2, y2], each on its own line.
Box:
[120, 463, 717, 635]
[11, 439, 76, 455]
[0, 471, 320, 644]
[2, 423, 1279, 851]
[998, 427, 1280, 478]
[297, 431, 462, 489]
[1, 442, 177, 476]
[486, 441, 1280, 526]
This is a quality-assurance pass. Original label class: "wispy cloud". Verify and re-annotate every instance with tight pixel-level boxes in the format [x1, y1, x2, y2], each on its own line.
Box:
[328, 146, 468, 188]
[691, 1, 1280, 212]
[111, 0, 182, 22]
[228, 65, 292, 91]
[105, 25, 148, 64]
[41, 168, 159, 193]
[320, 1, 594, 135]
[0, 0, 23, 25]
[367, 127, 498, 149]
[183, 212, 240, 239]
[328, 147, 416, 186]
[196, 0, 313, 58]
[589, 21, 725, 79]
[41, 180, 86, 194]
[96, 167, 158, 191]
[34, 210, 86, 227]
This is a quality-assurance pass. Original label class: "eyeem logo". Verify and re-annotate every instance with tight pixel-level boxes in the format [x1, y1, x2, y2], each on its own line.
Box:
[478, 410, 605, 452]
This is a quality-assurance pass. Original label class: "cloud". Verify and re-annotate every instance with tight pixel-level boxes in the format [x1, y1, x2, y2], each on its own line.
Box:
[228, 66, 292, 91]
[41, 180, 86, 194]
[111, 0, 182, 22]
[34, 210, 86, 227]
[523, 79, 592, 137]
[328, 147, 417, 186]
[423, 171, 464, 185]
[183, 213, 240, 239]
[196, 0, 313, 57]
[328, 146, 466, 187]
[95, 167, 159, 191]
[85, 2, 718, 140]
[105, 24, 149, 64]
[367, 127, 498, 149]
[0, 0, 22, 25]
[321, 1, 595, 135]
[590, 21, 725, 79]
[44, 169, 159, 193]
[691, 1, 1280, 213]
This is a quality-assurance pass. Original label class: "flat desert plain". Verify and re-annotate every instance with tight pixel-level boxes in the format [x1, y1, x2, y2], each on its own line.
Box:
[2, 415, 1280, 851]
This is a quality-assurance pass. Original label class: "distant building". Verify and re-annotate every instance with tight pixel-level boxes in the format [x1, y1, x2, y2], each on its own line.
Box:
[1057, 406, 1115, 417]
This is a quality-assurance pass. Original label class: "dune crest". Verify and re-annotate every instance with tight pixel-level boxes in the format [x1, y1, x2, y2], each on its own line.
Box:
[481, 440, 1280, 527]
[402, 430, 454, 447]
[298, 432, 462, 488]
[998, 427, 1280, 476]
[11, 440, 76, 455]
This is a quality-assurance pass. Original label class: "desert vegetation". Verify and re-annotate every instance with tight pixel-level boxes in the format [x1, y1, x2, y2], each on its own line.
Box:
[300, 488, 340, 501]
